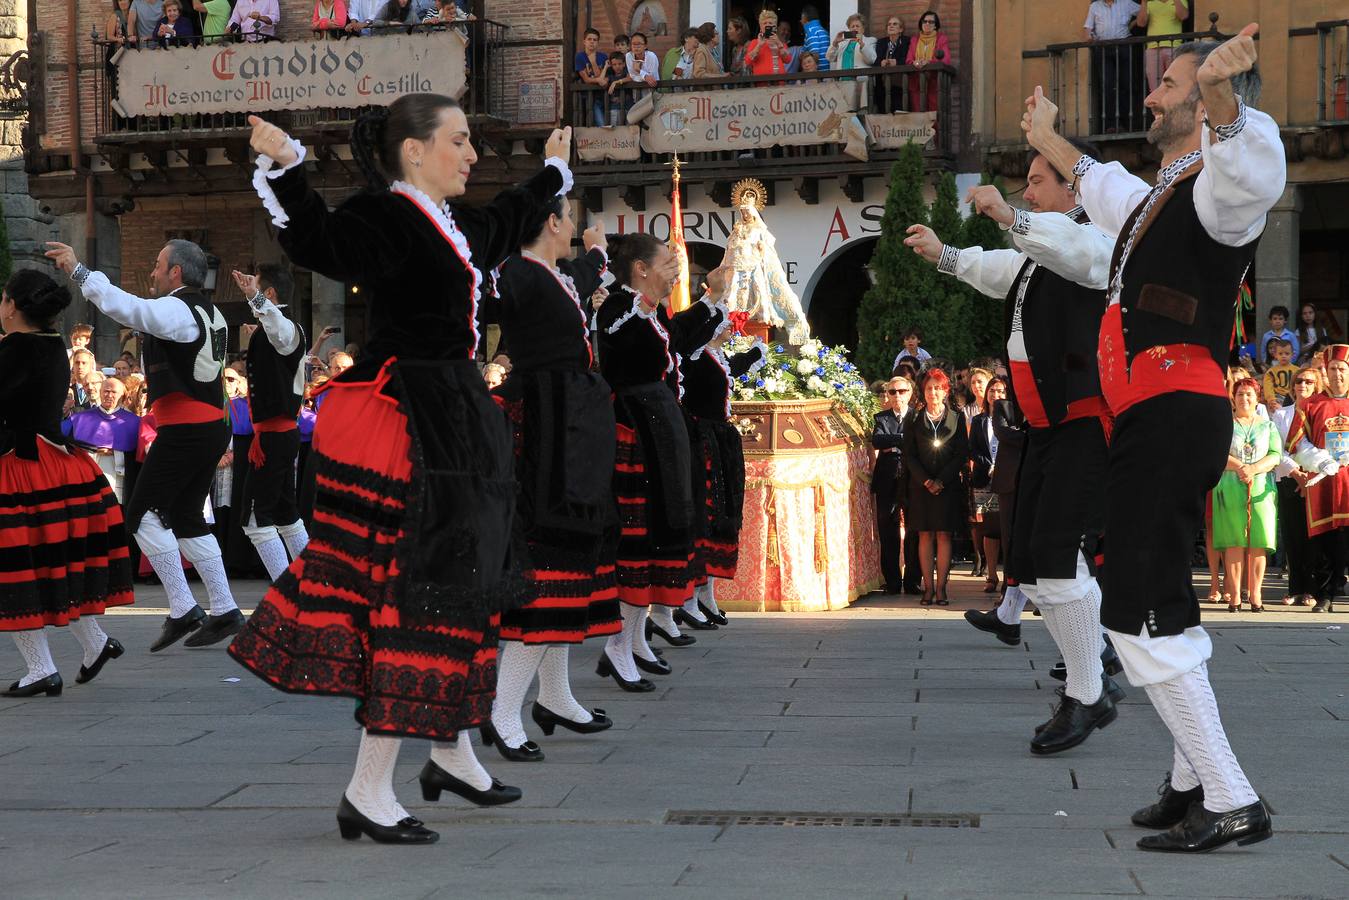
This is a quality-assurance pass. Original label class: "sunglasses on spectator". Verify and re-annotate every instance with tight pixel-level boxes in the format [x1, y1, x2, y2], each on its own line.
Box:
[885, 389, 911, 395]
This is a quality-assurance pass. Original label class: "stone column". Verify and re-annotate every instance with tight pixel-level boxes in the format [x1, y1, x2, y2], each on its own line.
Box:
[56, 210, 124, 364]
[1254, 184, 1301, 330]
[310, 272, 346, 357]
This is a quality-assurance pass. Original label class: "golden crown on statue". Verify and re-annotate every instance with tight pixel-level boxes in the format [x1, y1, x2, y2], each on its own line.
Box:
[730, 177, 767, 211]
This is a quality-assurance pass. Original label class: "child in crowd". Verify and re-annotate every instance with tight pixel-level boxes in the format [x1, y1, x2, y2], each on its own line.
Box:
[892, 326, 932, 371]
[575, 27, 609, 125]
[1262, 339, 1298, 409]
[68, 323, 93, 360]
[605, 50, 634, 124]
[1260, 305, 1300, 364]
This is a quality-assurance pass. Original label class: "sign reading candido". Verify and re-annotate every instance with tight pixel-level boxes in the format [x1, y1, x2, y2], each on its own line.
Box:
[114, 31, 466, 117]
[641, 82, 858, 154]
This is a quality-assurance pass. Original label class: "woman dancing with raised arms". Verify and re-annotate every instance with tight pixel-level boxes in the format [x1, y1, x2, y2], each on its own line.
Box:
[227, 95, 573, 844]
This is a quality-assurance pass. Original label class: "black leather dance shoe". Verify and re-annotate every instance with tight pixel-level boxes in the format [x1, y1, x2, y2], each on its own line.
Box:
[674, 608, 718, 631]
[633, 653, 672, 676]
[531, 701, 613, 736]
[1029, 692, 1117, 755]
[646, 619, 696, 647]
[335, 794, 438, 844]
[698, 601, 728, 626]
[75, 637, 124, 684]
[184, 609, 246, 648]
[2, 673, 63, 698]
[1132, 773, 1205, 828]
[149, 605, 206, 652]
[417, 760, 522, 806]
[1038, 675, 1125, 734]
[595, 653, 656, 692]
[963, 608, 1021, 646]
[1136, 800, 1272, 853]
[1048, 641, 1124, 682]
[479, 720, 545, 762]
[1311, 598, 1334, 613]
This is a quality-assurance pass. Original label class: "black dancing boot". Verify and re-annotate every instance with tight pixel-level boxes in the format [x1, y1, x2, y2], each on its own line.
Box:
[184, 609, 246, 647]
[962, 608, 1021, 646]
[1131, 773, 1204, 828]
[1136, 800, 1272, 853]
[1029, 692, 1117, 755]
[149, 605, 206, 652]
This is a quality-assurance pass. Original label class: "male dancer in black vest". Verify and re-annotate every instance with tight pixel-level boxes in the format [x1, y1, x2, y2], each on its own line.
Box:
[231, 265, 309, 582]
[47, 239, 242, 650]
[1024, 24, 1279, 851]
[904, 145, 1125, 756]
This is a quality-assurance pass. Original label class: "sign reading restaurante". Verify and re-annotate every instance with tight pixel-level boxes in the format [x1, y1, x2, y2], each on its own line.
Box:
[113, 31, 467, 117]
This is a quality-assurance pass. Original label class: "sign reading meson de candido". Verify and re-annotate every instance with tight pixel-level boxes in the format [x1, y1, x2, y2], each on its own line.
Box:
[114, 31, 466, 117]
[641, 82, 856, 154]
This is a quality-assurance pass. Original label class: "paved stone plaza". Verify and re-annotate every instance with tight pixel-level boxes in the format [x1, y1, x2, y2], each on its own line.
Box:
[2, 578, 1346, 899]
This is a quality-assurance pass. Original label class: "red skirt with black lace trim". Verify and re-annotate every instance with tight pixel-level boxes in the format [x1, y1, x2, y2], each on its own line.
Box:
[694, 451, 740, 581]
[228, 363, 499, 741]
[0, 438, 133, 631]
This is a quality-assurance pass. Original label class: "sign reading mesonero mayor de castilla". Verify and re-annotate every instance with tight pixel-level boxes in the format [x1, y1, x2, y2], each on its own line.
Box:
[114, 31, 466, 117]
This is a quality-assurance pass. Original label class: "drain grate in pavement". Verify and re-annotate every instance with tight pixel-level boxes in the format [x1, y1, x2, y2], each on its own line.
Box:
[664, 811, 978, 828]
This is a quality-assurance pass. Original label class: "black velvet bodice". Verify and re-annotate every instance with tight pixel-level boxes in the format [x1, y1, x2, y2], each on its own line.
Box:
[0, 332, 72, 457]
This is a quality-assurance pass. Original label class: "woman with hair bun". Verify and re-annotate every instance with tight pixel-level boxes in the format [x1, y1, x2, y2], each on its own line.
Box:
[0, 269, 133, 698]
[227, 95, 574, 844]
[479, 200, 620, 763]
[593, 232, 729, 690]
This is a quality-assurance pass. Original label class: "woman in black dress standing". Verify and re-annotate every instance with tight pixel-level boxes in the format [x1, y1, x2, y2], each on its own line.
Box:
[902, 368, 968, 605]
[0, 270, 133, 696]
[481, 204, 621, 761]
[228, 97, 573, 844]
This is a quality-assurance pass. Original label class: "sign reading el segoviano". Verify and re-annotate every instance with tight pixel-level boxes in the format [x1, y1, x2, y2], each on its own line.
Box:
[113, 31, 466, 117]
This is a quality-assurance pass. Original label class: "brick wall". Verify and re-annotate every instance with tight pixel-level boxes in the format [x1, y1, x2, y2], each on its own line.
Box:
[119, 200, 257, 303]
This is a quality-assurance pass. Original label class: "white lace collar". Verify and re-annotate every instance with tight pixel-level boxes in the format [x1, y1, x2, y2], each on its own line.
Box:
[391, 180, 484, 355]
[604, 285, 672, 374]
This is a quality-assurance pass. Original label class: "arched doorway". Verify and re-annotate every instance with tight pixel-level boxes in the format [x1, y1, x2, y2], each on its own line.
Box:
[804, 236, 877, 353]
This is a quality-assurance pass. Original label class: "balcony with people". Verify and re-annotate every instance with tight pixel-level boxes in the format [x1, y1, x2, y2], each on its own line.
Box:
[998, 6, 1349, 175]
[565, 10, 960, 189]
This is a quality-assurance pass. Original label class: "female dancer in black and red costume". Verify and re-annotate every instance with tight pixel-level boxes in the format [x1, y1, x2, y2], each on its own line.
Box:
[481, 203, 621, 761]
[227, 97, 574, 844]
[0, 270, 132, 697]
[593, 234, 729, 690]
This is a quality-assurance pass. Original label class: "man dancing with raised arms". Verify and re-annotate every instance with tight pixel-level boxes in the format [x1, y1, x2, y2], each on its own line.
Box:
[904, 145, 1124, 755]
[46, 239, 242, 651]
[1023, 24, 1280, 851]
[230, 265, 310, 583]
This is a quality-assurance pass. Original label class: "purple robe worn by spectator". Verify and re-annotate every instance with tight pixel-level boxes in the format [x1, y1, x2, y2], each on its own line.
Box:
[229, 396, 254, 436]
[63, 407, 141, 501]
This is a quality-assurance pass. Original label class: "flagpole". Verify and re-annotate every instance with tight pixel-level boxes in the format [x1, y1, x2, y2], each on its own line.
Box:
[668, 152, 692, 313]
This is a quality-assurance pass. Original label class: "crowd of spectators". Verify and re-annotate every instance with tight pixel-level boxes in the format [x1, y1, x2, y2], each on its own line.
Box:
[873, 304, 1342, 613]
[101, 0, 474, 46]
[575, 6, 953, 128]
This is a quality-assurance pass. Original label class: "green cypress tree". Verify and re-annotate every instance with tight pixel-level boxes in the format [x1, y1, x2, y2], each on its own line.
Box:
[926, 171, 975, 365]
[959, 173, 1010, 358]
[856, 144, 946, 380]
[0, 198, 12, 290]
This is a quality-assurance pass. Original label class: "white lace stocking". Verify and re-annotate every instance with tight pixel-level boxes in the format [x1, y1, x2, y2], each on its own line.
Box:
[430, 735, 492, 791]
[69, 617, 110, 667]
[490, 641, 546, 747]
[10, 629, 57, 686]
[537, 645, 592, 723]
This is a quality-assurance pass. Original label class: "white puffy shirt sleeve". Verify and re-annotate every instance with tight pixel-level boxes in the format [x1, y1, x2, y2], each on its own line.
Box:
[1194, 102, 1286, 247]
[1007, 210, 1114, 290]
[1076, 158, 1151, 239]
[77, 270, 200, 343]
[249, 293, 302, 355]
[935, 245, 1024, 300]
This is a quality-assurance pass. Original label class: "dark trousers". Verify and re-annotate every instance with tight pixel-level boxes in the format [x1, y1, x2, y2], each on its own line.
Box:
[1091, 44, 1137, 132]
[902, 506, 921, 589]
[1277, 477, 1317, 596]
[125, 420, 230, 539]
[876, 490, 901, 591]
[1007, 417, 1107, 587]
[1101, 394, 1231, 637]
[1315, 529, 1349, 601]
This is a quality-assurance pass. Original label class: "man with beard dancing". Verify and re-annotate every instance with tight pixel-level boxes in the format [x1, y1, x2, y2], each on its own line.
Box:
[1023, 24, 1280, 851]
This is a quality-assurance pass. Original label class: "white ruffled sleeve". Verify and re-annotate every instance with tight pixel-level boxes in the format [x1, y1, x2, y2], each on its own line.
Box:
[253, 139, 308, 228]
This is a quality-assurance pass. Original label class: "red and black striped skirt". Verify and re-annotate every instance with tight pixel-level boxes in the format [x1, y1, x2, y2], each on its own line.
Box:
[0, 438, 133, 631]
[694, 453, 740, 581]
[614, 422, 696, 607]
[229, 366, 499, 741]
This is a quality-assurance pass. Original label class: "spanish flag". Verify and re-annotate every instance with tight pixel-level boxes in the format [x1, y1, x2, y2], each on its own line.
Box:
[669, 163, 691, 313]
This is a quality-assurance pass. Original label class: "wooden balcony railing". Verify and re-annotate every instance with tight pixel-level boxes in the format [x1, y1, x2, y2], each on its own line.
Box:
[567, 63, 956, 179]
